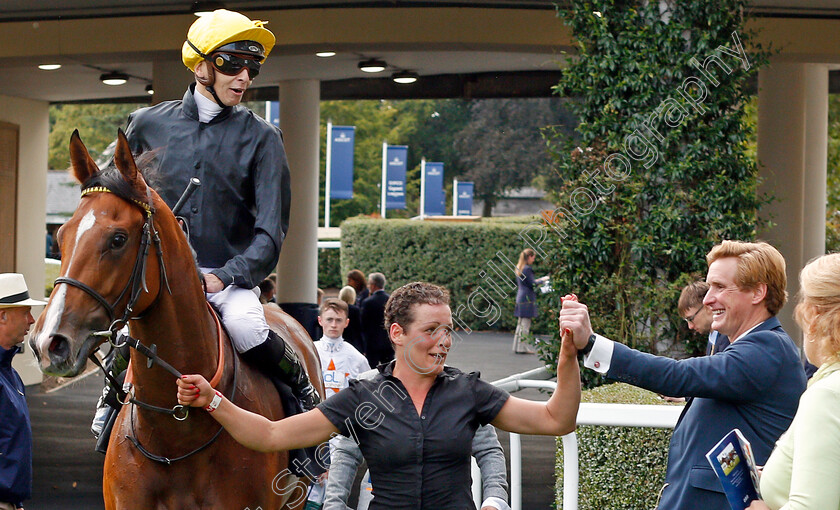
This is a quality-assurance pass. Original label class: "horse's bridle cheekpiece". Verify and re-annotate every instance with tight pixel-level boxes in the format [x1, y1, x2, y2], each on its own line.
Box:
[56, 186, 168, 331]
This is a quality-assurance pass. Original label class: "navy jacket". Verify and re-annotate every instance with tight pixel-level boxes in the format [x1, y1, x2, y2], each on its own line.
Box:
[604, 317, 805, 510]
[361, 290, 391, 367]
[0, 345, 31, 507]
[514, 265, 539, 318]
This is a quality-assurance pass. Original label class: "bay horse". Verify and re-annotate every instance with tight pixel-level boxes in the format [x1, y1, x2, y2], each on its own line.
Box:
[29, 130, 324, 509]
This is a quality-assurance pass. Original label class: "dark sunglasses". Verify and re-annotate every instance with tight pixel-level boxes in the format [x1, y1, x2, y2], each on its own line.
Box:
[210, 52, 262, 79]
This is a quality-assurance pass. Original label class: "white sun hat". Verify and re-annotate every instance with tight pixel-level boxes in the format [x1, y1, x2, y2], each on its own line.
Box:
[0, 273, 47, 308]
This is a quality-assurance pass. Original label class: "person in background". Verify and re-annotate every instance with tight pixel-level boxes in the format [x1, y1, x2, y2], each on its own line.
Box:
[0, 274, 46, 510]
[308, 298, 370, 508]
[678, 280, 729, 356]
[560, 240, 806, 510]
[659, 281, 731, 403]
[258, 278, 275, 305]
[347, 269, 369, 308]
[315, 298, 370, 399]
[748, 253, 840, 510]
[513, 249, 548, 354]
[360, 272, 390, 368]
[177, 281, 581, 510]
[337, 286, 364, 355]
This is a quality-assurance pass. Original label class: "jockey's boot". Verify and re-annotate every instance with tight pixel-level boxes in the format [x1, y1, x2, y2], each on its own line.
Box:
[90, 340, 130, 448]
[241, 330, 321, 411]
[91, 384, 113, 438]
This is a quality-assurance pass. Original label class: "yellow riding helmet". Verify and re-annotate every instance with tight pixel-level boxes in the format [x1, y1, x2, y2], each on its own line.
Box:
[182, 9, 276, 71]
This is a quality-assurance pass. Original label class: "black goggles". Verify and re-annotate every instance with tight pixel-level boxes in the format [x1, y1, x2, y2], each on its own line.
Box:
[210, 52, 262, 79]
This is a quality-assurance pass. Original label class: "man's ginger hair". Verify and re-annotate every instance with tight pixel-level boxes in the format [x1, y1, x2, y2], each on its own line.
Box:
[706, 240, 787, 316]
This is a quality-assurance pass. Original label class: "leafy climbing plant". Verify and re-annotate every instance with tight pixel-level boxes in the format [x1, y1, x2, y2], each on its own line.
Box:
[538, 0, 772, 386]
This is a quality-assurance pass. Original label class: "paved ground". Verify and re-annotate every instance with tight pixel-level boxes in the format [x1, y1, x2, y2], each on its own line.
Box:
[26, 331, 556, 509]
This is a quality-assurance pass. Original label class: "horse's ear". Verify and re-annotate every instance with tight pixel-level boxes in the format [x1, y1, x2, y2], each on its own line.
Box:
[69, 129, 99, 184]
[113, 129, 144, 191]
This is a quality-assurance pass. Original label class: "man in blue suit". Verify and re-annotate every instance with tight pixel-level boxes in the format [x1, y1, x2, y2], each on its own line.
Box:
[360, 272, 391, 368]
[560, 240, 806, 510]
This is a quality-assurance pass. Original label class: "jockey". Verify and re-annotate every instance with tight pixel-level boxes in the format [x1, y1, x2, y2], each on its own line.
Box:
[92, 9, 319, 439]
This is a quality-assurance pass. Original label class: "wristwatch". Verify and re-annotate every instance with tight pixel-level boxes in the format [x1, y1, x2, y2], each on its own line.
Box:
[579, 334, 596, 356]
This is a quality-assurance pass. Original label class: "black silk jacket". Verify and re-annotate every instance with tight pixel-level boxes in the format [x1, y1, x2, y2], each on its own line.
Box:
[125, 84, 291, 289]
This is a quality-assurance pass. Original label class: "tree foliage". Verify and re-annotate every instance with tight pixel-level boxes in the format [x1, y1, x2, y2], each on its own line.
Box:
[826, 94, 840, 252]
[454, 98, 577, 216]
[49, 103, 146, 169]
[539, 0, 771, 384]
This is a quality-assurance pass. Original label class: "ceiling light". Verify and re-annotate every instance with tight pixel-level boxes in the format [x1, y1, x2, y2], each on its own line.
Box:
[100, 71, 128, 86]
[392, 70, 418, 84]
[38, 64, 61, 71]
[145, 84, 154, 95]
[191, 1, 226, 16]
[358, 58, 387, 73]
[316, 51, 336, 58]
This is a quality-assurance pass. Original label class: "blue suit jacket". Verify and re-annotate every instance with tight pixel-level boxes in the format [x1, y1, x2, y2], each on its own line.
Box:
[605, 317, 806, 510]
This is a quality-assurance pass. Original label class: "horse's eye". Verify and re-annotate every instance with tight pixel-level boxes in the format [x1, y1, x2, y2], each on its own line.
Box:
[110, 233, 128, 250]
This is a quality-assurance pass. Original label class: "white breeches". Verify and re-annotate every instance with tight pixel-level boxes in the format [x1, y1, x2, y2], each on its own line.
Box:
[204, 278, 268, 353]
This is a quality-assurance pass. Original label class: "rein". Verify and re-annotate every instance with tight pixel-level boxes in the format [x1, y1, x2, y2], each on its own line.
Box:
[125, 305, 237, 465]
[60, 184, 232, 463]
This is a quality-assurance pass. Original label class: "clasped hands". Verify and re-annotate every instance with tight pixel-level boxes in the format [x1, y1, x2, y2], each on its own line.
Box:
[558, 294, 594, 352]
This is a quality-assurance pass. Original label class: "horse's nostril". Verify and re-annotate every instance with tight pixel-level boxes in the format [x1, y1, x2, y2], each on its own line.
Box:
[29, 340, 41, 362]
[48, 334, 70, 361]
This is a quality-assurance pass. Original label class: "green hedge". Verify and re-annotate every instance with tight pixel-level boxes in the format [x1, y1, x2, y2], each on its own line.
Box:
[555, 383, 680, 509]
[318, 247, 342, 289]
[340, 217, 554, 331]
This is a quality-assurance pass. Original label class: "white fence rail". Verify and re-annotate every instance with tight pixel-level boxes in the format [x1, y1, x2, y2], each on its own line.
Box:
[472, 367, 683, 510]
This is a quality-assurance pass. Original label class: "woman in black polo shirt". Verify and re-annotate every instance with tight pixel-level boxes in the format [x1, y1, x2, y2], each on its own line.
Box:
[177, 282, 580, 510]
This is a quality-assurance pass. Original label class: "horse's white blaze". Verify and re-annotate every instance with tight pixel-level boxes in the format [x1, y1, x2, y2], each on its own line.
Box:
[34, 285, 66, 352]
[34, 209, 95, 352]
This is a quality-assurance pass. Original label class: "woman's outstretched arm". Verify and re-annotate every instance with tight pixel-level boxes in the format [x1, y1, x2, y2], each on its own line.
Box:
[491, 325, 580, 436]
[177, 374, 339, 452]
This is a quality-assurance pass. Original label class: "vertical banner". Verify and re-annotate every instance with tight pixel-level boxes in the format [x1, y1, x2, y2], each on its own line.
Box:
[265, 101, 280, 126]
[422, 161, 446, 217]
[454, 180, 474, 216]
[329, 126, 355, 200]
[324, 122, 355, 227]
[384, 145, 408, 211]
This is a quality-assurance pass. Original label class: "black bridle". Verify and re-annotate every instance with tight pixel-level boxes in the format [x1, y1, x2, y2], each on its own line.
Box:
[54, 184, 233, 463]
[55, 186, 170, 335]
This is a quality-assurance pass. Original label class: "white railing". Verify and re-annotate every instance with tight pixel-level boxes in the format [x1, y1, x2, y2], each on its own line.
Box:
[472, 368, 683, 510]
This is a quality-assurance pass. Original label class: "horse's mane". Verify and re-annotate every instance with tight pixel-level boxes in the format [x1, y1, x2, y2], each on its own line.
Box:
[83, 150, 163, 210]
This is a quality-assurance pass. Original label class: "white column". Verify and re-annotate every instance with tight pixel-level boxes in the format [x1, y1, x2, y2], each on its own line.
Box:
[803, 65, 828, 263]
[0, 94, 49, 384]
[757, 62, 828, 345]
[276, 80, 320, 305]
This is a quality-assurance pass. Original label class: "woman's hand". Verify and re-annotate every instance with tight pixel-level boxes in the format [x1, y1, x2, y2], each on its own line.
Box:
[747, 499, 771, 510]
[176, 374, 214, 408]
[558, 296, 593, 351]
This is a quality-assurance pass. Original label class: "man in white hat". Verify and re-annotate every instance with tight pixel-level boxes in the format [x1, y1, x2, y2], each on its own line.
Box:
[0, 273, 45, 510]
